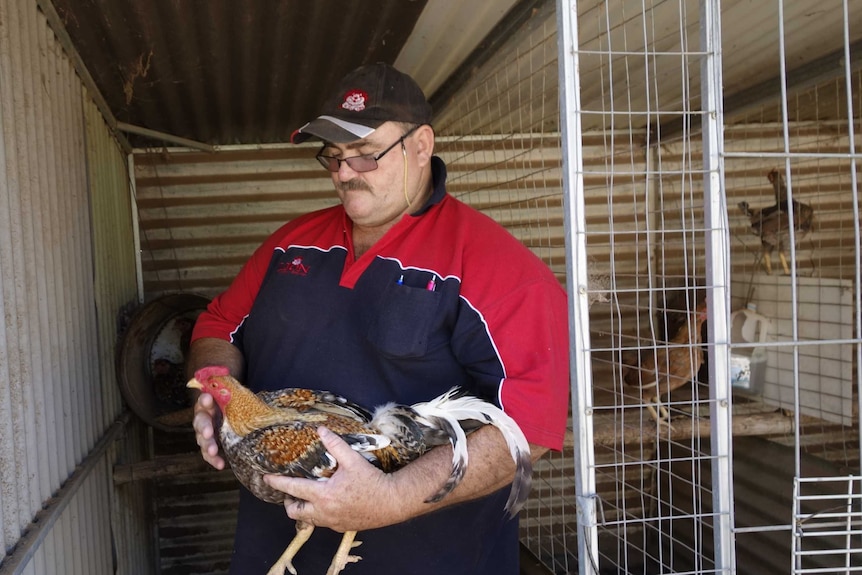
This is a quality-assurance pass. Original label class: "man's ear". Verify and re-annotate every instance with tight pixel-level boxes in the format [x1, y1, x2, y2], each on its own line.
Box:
[413, 124, 435, 168]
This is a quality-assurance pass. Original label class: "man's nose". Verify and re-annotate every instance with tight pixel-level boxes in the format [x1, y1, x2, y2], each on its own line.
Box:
[336, 160, 360, 180]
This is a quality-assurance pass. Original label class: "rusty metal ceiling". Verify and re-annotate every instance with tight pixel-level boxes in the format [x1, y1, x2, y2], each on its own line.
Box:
[42, 0, 862, 149]
[45, 0, 532, 148]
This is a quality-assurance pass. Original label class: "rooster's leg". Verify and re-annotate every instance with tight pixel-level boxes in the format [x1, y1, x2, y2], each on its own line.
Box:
[778, 250, 791, 275]
[646, 395, 673, 430]
[762, 250, 773, 275]
[267, 521, 315, 575]
[325, 530, 362, 575]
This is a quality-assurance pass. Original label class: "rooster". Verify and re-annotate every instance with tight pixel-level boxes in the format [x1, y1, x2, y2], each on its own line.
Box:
[187, 366, 531, 575]
[622, 301, 708, 427]
[738, 168, 814, 275]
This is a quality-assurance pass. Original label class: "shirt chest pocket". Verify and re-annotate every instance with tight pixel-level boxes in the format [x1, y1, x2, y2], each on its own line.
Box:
[366, 282, 442, 359]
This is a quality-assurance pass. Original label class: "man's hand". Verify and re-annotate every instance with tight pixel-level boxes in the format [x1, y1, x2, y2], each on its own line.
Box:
[263, 425, 542, 533]
[192, 392, 226, 470]
[187, 336, 245, 471]
[264, 427, 400, 532]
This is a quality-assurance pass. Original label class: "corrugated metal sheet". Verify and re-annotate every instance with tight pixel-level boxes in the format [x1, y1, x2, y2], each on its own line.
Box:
[0, 0, 146, 573]
[84, 90, 140, 432]
[132, 135, 571, 300]
[84, 87, 154, 575]
[394, 0, 521, 97]
[46, 0, 430, 147]
[0, 0, 95, 552]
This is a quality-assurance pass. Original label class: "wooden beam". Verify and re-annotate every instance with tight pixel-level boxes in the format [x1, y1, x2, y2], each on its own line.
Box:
[117, 122, 216, 153]
[113, 452, 217, 485]
[564, 409, 816, 448]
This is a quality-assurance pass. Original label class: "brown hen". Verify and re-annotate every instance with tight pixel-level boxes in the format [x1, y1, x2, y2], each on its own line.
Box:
[738, 168, 814, 275]
[622, 301, 708, 426]
[187, 366, 531, 575]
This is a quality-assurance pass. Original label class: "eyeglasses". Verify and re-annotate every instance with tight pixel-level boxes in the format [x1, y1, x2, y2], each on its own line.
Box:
[316, 125, 420, 173]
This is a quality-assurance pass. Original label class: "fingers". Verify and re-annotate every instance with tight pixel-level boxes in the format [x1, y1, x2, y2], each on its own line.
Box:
[192, 393, 225, 470]
[265, 475, 315, 521]
[317, 426, 362, 464]
[262, 427, 366, 499]
[284, 499, 325, 529]
[262, 427, 382, 533]
[264, 475, 321, 524]
[285, 497, 309, 520]
[264, 473, 302, 496]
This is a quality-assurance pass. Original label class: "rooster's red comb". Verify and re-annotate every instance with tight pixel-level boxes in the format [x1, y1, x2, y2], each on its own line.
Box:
[194, 365, 231, 381]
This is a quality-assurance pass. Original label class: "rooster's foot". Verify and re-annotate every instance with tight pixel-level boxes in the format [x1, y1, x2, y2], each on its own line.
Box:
[267, 521, 315, 575]
[325, 531, 362, 575]
[645, 402, 676, 432]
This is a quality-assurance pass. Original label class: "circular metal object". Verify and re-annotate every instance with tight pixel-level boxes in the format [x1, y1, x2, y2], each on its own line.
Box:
[116, 293, 211, 432]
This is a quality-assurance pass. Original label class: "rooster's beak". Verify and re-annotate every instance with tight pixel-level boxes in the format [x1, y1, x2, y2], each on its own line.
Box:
[186, 378, 204, 390]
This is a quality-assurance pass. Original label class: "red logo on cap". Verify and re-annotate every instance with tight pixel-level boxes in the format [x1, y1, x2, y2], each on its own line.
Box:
[341, 90, 368, 112]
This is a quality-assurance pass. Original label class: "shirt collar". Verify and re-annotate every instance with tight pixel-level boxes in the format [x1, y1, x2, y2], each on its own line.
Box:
[410, 156, 447, 217]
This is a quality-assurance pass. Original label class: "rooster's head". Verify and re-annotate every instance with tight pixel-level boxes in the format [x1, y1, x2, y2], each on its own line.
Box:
[187, 366, 235, 408]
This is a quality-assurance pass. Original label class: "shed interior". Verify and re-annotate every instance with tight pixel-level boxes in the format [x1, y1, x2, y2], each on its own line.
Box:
[0, 1, 860, 574]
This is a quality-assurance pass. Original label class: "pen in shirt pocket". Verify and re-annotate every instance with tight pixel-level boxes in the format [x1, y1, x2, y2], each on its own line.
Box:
[426, 275, 436, 291]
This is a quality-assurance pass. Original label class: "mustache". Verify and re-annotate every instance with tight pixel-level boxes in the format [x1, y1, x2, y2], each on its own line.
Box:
[336, 179, 371, 192]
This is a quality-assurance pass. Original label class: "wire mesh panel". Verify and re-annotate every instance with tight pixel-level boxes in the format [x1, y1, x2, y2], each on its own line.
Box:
[565, 0, 735, 572]
[559, 0, 861, 571]
[792, 476, 862, 574]
[432, 1, 582, 572]
[722, 1, 862, 572]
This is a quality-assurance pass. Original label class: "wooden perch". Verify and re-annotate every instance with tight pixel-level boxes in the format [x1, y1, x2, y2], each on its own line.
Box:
[153, 407, 195, 427]
[565, 409, 818, 448]
[113, 453, 218, 485]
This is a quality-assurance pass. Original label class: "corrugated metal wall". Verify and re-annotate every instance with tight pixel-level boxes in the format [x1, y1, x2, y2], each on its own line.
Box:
[0, 0, 149, 573]
[133, 138, 571, 299]
[83, 92, 155, 575]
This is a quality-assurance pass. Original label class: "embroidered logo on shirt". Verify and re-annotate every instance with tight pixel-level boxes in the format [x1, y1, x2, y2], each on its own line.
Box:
[341, 90, 368, 112]
[278, 257, 309, 276]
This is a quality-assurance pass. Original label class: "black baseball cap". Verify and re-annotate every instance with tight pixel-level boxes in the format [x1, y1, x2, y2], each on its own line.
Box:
[291, 62, 432, 144]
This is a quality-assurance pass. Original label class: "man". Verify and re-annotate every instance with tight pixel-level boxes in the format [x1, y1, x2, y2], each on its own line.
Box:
[189, 62, 569, 574]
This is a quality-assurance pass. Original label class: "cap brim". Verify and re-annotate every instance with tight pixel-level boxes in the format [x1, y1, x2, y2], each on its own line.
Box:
[290, 115, 382, 144]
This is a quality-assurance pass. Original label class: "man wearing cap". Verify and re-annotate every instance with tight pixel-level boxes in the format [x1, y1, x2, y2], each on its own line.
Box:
[188, 62, 569, 574]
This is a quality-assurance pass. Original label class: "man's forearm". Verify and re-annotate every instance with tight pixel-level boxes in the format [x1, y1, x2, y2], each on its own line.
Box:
[186, 337, 245, 379]
[388, 425, 547, 521]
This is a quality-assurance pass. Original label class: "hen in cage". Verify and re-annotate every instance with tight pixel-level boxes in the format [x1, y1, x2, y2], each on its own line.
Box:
[738, 168, 814, 275]
[621, 300, 708, 427]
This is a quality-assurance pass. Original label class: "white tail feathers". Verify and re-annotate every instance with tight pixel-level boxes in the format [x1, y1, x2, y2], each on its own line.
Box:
[411, 388, 532, 516]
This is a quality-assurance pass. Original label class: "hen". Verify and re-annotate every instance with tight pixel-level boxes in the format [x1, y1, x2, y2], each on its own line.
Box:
[738, 168, 814, 275]
[622, 301, 708, 426]
[187, 366, 531, 575]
